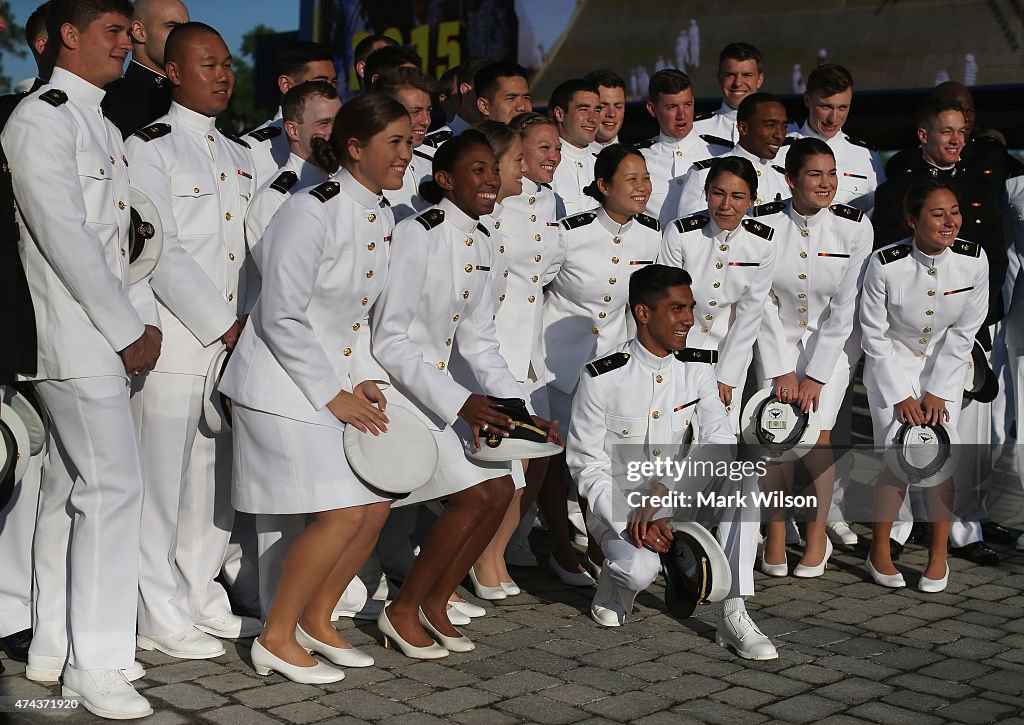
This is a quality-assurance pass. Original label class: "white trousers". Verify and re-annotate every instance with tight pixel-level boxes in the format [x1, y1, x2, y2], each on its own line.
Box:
[0, 448, 41, 637]
[220, 513, 261, 614]
[132, 372, 232, 636]
[31, 377, 142, 669]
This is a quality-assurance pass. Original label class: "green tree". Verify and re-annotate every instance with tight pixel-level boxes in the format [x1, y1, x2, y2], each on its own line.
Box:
[219, 24, 276, 134]
[0, 4, 28, 93]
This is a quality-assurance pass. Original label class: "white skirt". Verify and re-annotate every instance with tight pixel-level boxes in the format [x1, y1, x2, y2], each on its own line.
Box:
[232, 404, 392, 515]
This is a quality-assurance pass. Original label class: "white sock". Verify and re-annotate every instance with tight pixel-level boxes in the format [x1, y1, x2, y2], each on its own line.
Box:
[723, 597, 745, 617]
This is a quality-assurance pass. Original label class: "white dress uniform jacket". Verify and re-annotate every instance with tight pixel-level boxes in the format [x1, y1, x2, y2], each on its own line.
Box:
[3, 68, 157, 379]
[788, 122, 885, 214]
[860, 239, 988, 413]
[389, 148, 433, 224]
[638, 132, 732, 225]
[245, 109, 288, 184]
[675, 144, 790, 218]
[692, 102, 738, 144]
[551, 141, 597, 217]
[754, 201, 872, 386]
[126, 102, 254, 374]
[543, 208, 661, 397]
[658, 213, 777, 390]
[567, 340, 734, 540]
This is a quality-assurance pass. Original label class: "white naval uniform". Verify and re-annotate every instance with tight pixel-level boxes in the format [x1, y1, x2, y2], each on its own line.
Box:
[638, 132, 733, 225]
[567, 339, 756, 601]
[753, 201, 873, 428]
[3, 67, 158, 670]
[245, 109, 288, 185]
[125, 102, 255, 637]
[692, 102, 738, 144]
[551, 140, 597, 218]
[788, 122, 885, 214]
[543, 208, 661, 433]
[372, 198, 526, 506]
[860, 239, 988, 445]
[389, 147, 434, 225]
[675, 144, 790, 218]
[658, 213, 777, 428]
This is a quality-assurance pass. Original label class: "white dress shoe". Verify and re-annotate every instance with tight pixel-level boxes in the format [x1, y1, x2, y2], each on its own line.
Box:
[549, 554, 596, 587]
[137, 627, 225, 659]
[62, 665, 152, 720]
[716, 611, 778, 660]
[590, 568, 626, 627]
[827, 520, 858, 546]
[500, 579, 521, 596]
[793, 538, 833, 579]
[195, 613, 262, 639]
[418, 608, 475, 652]
[27, 655, 146, 684]
[759, 553, 788, 577]
[449, 599, 486, 618]
[468, 568, 507, 600]
[918, 563, 950, 593]
[294, 624, 374, 667]
[250, 639, 345, 683]
[377, 607, 448, 660]
[333, 597, 388, 622]
[445, 604, 472, 626]
[865, 558, 906, 588]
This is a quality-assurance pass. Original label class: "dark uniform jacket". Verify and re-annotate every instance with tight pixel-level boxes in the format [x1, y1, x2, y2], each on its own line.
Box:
[102, 60, 172, 140]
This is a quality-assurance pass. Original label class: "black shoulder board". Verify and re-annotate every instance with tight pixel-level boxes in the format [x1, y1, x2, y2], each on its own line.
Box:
[413, 149, 433, 161]
[845, 134, 875, 150]
[693, 157, 716, 170]
[674, 214, 710, 233]
[741, 218, 774, 241]
[633, 213, 660, 232]
[224, 132, 250, 149]
[39, 89, 67, 107]
[878, 244, 911, 265]
[771, 164, 786, 176]
[133, 123, 172, 142]
[952, 239, 981, 257]
[560, 211, 597, 230]
[828, 203, 863, 222]
[309, 181, 340, 203]
[699, 134, 733, 149]
[415, 208, 445, 230]
[585, 351, 630, 377]
[248, 125, 282, 142]
[633, 138, 656, 150]
[751, 201, 786, 217]
[269, 171, 298, 194]
[476, 222, 490, 237]
[423, 129, 452, 148]
[674, 348, 718, 365]
[693, 110, 713, 122]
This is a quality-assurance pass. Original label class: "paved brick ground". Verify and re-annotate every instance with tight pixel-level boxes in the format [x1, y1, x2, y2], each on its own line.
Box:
[3, 524, 1023, 724]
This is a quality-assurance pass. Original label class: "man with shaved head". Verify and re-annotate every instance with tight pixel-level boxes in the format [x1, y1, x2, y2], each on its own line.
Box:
[125, 21, 261, 661]
[103, 0, 189, 138]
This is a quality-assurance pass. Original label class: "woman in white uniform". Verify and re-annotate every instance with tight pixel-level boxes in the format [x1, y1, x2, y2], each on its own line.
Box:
[753, 138, 873, 578]
[220, 95, 413, 682]
[372, 131, 559, 658]
[542, 144, 661, 577]
[861, 178, 988, 592]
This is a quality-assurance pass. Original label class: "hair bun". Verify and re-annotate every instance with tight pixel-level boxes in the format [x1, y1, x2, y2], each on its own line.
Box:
[419, 178, 445, 205]
[582, 180, 603, 202]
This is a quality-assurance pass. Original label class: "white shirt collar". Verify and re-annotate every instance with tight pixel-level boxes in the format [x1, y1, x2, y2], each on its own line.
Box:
[628, 338, 674, 371]
[799, 121, 844, 149]
[596, 206, 632, 235]
[338, 168, 384, 210]
[785, 198, 828, 229]
[560, 138, 593, 159]
[439, 197, 479, 234]
[169, 101, 216, 133]
[284, 152, 328, 187]
[48, 67, 106, 109]
[657, 130, 699, 151]
[717, 100, 738, 121]
[911, 238, 952, 267]
[733, 143, 772, 166]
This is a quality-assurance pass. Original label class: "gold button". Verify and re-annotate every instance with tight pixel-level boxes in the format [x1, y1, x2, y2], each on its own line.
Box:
[576, 161, 583, 168]
[534, 234, 542, 241]
[920, 337, 929, 344]
[530, 214, 537, 222]
[705, 314, 713, 321]
[622, 428, 630, 436]
[228, 252, 236, 261]
[99, 168, 105, 175]
[453, 314, 460, 321]
[528, 196, 536, 205]
[609, 277, 617, 284]
[504, 270, 509, 277]
[611, 257, 619, 264]
[756, 169, 762, 177]
[613, 236, 622, 244]
[653, 447, 662, 456]
[366, 270, 374, 278]
[194, 187, 200, 194]
[800, 229, 810, 238]
[798, 273, 807, 280]
[118, 201, 125, 210]
[709, 300, 718, 307]
[531, 275, 539, 283]
[352, 323, 360, 331]
[713, 282, 721, 288]
[445, 338, 452, 346]
[701, 326, 709, 333]
[928, 268, 937, 276]
[528, 295, 536, 303]
[591, 327, 599, 334]
[368, 213, 377, 223]
[652, 411, 661, 419]
[925, 309, 934, 315]
[976, 219, 981, 224]
[916, 350, 926, 357]
[225, 212, 232, 221]
[361, 297, 369, 306]
[927, 290, 936, 297]
[800, 251, 808, 259]
[715, 261, 723, 269]
[463, 290, 470, 299]
[799, 320, 807, 327]
[207, 134, 214, 142]
[466, 238, 473, 246]
[798, 293, 807, 299]
[120, 248, 126, 256]
[923, 326, 933, 333]
[535, 254, 542, 262]
[500, 294, 507, 302]
[343, 347, 352, 356]
[494, 221, 501, 229]
[598, 312, 606, 319]
[799, 306, 807, 313]
[676, 150, 683, 157]
[655, 375, 663, 383]
[499, 246, 505, 254]
[719, 244, 728, 252]
[603, 295, 612, 302]
[368, 242, 376, 251]
[465, 264, 473, 273]
[228, 293, 234, 301]
[220, 172, 227, 181]
[676, 178, 684, 185]
[437, 361, 446, 370]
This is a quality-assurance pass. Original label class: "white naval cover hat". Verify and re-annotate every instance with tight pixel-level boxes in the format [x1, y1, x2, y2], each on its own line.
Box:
[9, 383, 46, 456]
[344, 404, 439, 496]
[203, 348, 233, 434]
[885, 420, 960, 487]
[128, 187, 164, 285]
[741, 387, 821, 462]
[467, 396, 563, 462]
[0, 400, 32, 508]
[660, 522, 732, 619]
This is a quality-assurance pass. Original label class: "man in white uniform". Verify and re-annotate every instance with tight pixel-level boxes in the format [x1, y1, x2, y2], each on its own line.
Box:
[549, 78, 600, 217]
[475, 61, 532, 123]
[3, 0, 161, 716]
[583, 70, 626, 150]
[692, 42, 764, 144]
[126, 22, 260, 659]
